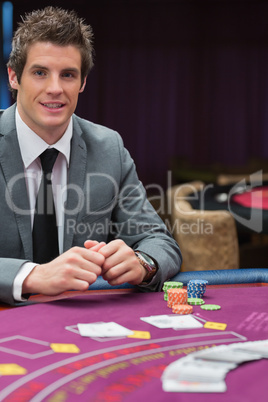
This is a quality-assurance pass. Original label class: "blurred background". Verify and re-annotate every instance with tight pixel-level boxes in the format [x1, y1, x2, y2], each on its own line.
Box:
[1, 0, 268, 269]
[1, 0, 268, 190]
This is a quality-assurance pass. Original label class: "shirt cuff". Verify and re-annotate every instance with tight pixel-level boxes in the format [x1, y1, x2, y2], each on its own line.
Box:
[13, 262, 38, 301]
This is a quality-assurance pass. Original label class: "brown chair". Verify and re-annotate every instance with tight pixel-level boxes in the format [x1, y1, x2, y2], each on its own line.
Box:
[217, 172, 268, 186]
[166, 181, 239, 272]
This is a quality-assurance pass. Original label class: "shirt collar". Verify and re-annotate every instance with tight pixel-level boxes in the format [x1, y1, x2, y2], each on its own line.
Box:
[16, 108, 72, 169]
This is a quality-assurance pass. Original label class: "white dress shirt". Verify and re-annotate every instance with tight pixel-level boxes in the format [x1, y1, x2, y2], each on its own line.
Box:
[13, 108, 72, 301]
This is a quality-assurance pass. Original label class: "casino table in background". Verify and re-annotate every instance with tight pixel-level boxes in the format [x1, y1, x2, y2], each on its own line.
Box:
[0, 269, 268, 401]
[189, 182, 268, 234]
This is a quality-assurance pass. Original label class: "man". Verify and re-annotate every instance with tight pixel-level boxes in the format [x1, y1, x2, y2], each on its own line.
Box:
[0, 6, 182, 305]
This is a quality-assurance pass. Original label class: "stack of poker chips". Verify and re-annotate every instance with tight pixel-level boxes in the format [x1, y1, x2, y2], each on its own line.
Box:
[187, 279, 208, 299]
[167, 288, 193, 315]
[163, 281, 183, 301]
[167, 288, 188, 307]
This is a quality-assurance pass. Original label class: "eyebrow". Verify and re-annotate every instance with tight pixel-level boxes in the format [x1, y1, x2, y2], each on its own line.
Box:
[29, 64, 80, 74]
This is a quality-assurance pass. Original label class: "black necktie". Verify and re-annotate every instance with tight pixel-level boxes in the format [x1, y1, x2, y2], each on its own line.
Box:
[32, 148, 59, 264]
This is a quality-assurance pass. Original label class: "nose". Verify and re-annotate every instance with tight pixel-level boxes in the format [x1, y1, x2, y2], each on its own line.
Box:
[46, 75, 63, 95]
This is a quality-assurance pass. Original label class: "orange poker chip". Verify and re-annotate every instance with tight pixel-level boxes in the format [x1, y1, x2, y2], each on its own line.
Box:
[167, 289, 187, 296]
[167, 288, 188, 309]
[168, 299, 187, 306]
[172, 304, 193, 315]
[168, 302, 178, 308]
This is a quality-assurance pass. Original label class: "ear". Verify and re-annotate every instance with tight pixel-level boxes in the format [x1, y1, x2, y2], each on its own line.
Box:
[8, 67, 19, 90]
[79, 76, 87, 93]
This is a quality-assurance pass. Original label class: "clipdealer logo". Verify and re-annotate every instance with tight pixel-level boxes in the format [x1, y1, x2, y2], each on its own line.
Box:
[4, 169, 265, 235]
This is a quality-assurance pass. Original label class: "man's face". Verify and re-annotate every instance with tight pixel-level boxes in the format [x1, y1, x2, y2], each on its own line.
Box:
[8, 42, 86, 143]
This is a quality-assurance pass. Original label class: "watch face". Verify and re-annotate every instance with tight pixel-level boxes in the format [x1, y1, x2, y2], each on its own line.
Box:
[135, 251, 157, 283]
[140, 252, 155, 266]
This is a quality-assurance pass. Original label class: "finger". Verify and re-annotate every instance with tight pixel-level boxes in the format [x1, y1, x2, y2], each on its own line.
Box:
[72, 267, 100, 285]
[103, 267, 138, 286]
[102, 256, 144, 285]
[102, 261, 130, 281]
[84, 240, 99, 249]
[59, 248, 104, 275]
[78, 247, 105, 266]
[90, 242, 106, 252]
[102, 246, 135, 272]
[98, 239, 124, 258]
[84, 241, 106, 252]
[76, 258, 103, 277]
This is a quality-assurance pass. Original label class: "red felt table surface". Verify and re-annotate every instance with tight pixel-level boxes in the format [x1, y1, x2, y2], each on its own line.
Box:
[0, 285, 268, 401]
[232, 186, 268, 210]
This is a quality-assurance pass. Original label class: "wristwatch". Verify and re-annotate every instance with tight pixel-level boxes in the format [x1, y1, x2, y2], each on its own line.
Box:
[135, 250, 158, 284]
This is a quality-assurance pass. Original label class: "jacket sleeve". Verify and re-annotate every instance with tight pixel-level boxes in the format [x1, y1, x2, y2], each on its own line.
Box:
[109, 133, 182, 291]
[0, 258, 31, 305]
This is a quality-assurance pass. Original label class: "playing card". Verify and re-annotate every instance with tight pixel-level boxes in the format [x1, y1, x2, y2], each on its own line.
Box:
[196, 344, 262, 363]
[163, 379, 227, 393]
[162, 339, 268, 394]
[233, 340, 268, 358]
[77, 322, 133, 338]
[162, 356, 235, 383]
[140, 314, 203, 329]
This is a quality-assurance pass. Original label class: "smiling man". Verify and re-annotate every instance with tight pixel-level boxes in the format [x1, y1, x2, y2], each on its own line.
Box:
[0, 6, 182, 305]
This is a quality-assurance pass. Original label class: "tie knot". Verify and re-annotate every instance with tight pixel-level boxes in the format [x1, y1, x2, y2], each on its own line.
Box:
[40, 148, 59, 174]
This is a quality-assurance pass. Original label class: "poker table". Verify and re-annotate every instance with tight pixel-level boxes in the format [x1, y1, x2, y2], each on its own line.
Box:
[188, 182, 268, 234]
[0, 268, 268, 402]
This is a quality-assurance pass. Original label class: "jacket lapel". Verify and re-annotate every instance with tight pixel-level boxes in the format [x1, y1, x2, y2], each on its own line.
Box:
[63, 117, 87, 251]
[0, 106, 32, 259]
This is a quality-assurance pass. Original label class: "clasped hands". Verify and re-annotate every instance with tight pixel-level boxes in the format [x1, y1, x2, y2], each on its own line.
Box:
[22, 239, 146, 296]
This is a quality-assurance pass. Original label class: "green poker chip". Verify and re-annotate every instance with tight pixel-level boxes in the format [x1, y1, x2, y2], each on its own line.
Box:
[163, 281, 183, 290]
[187, 298, 205, 305]
[200, 304, 221, 311]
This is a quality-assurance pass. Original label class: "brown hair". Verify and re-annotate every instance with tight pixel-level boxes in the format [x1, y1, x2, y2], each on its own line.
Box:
[7, 6, 94, 99]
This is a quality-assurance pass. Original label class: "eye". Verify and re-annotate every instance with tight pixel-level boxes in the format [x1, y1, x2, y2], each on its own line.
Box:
[34, 70, 46, 77]
[62, 72, 74, 78]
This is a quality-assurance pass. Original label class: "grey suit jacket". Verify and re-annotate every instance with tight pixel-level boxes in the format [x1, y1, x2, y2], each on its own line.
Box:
[0, 104, 181, 304]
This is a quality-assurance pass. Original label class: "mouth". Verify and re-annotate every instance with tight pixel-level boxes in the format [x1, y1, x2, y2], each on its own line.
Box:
[41, 103, 65, 109]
